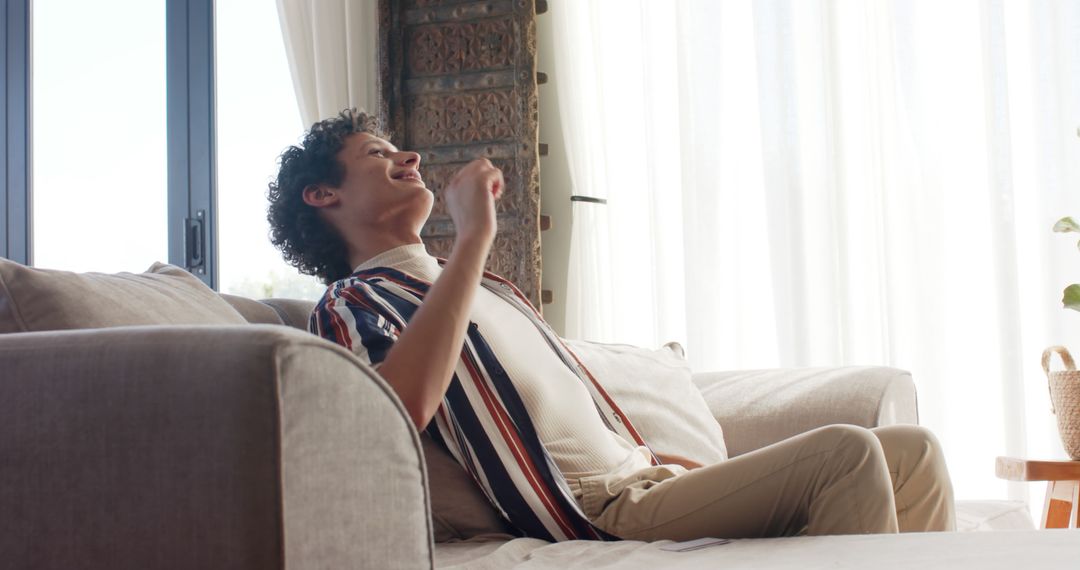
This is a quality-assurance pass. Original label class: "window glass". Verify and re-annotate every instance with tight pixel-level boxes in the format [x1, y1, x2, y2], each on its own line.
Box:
[216, 0, 324, 300]
[32, 0, 167, 272]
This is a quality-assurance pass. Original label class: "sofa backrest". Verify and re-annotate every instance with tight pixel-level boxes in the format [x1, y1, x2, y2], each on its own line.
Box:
[260, 298, 317, 330]
[0, 256, 320, 334]
[0, 259, 252, 333]
[219, 294, 316, 331]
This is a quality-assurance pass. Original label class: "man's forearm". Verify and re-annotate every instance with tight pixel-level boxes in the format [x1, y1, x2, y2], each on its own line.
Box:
[375, 235, 491, 429]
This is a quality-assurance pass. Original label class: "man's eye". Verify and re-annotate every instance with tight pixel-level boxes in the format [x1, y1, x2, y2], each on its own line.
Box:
[369, 149, 387, 156]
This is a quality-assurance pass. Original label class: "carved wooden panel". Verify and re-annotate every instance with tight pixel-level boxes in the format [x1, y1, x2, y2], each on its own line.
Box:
[379, 0, 542, 309]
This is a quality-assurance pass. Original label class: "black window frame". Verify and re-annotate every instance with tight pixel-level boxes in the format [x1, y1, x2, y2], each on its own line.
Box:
[1, 0, 219, 289]
[167, 0, 218, 288]
[2, 0, 31, 265]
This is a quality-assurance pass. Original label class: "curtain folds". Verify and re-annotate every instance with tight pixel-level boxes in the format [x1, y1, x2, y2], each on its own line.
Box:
[553, 0, 1080, 507]
[275, 0, 379, 126]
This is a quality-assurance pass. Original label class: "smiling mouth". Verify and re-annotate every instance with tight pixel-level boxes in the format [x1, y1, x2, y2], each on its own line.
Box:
[391, 170, 424, 183]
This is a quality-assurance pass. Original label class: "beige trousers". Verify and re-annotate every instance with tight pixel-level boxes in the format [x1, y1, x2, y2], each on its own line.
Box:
[580, 424, 955, 540]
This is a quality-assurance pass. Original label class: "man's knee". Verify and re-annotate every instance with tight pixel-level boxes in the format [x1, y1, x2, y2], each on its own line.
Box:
[812, 424, 890, 473]
[815, 424, 883, 453]
[873, 424, 942, 461]
[803, 425, 897, 534]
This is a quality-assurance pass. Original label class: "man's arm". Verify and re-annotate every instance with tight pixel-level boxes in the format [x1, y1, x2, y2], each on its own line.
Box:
[375, 159, 503, 430]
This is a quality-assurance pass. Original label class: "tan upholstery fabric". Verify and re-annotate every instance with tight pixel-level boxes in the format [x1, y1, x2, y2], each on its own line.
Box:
[276, 335, 433, 569]
[566, 339, 729, 464]
[693, 366, 919, 457]
[0, 260, 246, 333]
[0, 326, 284, 569]
[221, 293, 286, 325]
[423, 435, 515, 542]
[0, 325, 433, 570]
[256, 294, 509, 545]
[260, 298, 316, 330]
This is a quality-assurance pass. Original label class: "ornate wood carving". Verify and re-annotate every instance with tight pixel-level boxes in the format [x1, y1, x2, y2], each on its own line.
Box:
[379, 0, 542, 309]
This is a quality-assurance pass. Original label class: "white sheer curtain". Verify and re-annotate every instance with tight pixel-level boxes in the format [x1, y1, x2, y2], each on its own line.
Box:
[276, 0, 379, 126]
[553, 0, 1080, 505]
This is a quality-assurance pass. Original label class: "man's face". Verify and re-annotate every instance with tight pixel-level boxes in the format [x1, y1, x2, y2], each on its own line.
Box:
[322, 132, 433, 226]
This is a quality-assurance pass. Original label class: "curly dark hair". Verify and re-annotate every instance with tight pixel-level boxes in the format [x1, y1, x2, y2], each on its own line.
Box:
[267, 109, 389, 285]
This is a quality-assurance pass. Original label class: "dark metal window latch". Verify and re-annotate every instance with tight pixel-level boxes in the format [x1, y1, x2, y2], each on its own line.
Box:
[185, 210, 206, 274]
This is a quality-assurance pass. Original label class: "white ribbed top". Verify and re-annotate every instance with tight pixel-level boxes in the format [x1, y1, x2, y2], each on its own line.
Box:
[357, 244, 652, 485]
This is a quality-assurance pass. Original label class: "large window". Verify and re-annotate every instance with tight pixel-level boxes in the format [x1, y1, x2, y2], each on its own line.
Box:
[215, 0, 324, 299]
[32, 0, 168, 272]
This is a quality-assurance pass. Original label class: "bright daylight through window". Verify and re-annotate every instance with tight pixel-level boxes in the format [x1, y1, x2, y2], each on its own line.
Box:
[32, 0, 167, 272]
[216, 0, 324, 300]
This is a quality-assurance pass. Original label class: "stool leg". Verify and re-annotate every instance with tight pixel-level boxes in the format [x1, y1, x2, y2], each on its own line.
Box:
[1071, 481, 1080, 528]
[1042, 480, 1077, 529]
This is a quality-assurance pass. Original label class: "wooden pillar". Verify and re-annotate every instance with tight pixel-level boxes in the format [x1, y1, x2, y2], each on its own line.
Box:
[378, 0, 543, 309]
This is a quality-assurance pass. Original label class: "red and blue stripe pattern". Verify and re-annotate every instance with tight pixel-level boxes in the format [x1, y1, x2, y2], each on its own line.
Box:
[310, 264, 656, 541]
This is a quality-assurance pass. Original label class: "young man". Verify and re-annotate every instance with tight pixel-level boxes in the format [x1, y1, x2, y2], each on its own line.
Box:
[268, 109, 956, 542]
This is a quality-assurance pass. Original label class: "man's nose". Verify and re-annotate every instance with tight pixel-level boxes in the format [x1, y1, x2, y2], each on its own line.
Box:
[396, 151, 421, 167]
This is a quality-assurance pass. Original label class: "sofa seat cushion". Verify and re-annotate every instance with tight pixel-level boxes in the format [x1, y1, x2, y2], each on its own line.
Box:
[434, 529, 1079, 569]
[0, 260, 247, 333]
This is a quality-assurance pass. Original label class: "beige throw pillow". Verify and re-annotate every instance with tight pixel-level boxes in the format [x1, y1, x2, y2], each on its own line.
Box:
[0, 260, 247, 333]
[565, 339, 729, 465]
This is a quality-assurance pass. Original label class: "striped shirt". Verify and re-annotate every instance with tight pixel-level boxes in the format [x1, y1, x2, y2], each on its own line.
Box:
[309, 245, 657, 541]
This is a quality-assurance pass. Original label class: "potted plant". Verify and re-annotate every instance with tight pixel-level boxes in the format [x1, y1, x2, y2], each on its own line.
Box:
[1053, 216, 1080, 311]
[1046, 217, 1080, 459]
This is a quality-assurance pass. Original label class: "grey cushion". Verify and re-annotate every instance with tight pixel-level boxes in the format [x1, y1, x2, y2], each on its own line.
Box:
[0, 259, 247, 333]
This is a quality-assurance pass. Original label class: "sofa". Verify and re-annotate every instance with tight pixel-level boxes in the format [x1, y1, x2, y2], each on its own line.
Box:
[0, 260, 1074, 569]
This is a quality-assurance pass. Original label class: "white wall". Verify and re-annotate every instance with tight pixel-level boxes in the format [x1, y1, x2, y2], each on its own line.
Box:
[536, 13, 572, 336]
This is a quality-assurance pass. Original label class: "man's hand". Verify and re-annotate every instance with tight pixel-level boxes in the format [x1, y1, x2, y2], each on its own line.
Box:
[443, 158, 504, 246]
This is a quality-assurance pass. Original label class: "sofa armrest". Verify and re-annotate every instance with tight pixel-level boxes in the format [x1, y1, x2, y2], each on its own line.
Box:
[693, 366, 918, 457]
[0, 325, 432, 570]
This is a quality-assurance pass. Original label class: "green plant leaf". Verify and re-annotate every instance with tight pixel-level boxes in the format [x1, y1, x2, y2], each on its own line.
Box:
[1065, 284, 1080, 312]
[1053, 216, 1080, 233]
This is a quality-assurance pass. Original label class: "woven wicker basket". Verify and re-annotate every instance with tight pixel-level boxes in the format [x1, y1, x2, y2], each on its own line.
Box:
[1043, 346, 1080, 460]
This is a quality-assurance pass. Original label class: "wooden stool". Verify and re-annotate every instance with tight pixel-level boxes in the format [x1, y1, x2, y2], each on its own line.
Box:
[996, 457, 1080, 528]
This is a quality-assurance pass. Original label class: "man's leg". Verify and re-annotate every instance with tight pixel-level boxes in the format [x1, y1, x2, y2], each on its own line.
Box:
[586, 424, 899, 540]
[871, 425, 956, 532]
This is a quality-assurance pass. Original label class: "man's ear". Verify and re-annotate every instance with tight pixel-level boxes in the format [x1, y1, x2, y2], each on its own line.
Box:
[302, 184, 338, 208]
